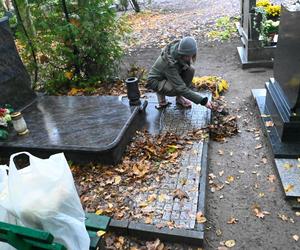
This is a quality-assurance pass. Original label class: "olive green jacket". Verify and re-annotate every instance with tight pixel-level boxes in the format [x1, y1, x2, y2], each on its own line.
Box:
[147, 40, 206, 105]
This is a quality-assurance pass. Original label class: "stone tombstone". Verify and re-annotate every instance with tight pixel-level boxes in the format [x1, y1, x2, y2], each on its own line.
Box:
[265, 5, 300, 142]
[237, 0, 276, 68]
[0, 17, 36, 110]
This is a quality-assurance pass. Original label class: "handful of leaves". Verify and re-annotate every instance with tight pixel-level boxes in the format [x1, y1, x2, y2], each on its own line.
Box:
[192, 76, 229, 99]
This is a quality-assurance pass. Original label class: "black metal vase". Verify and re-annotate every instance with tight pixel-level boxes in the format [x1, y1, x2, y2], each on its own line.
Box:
[125, 77, 141, 106]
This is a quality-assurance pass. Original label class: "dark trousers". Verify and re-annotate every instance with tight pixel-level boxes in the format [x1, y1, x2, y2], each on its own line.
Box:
[157, 66, 195, 96]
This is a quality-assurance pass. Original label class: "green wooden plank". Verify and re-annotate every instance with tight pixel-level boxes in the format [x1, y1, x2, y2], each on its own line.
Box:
[88, 231, 100, 250]
[85, 213, 110, 231]
[23, 239, 66, 250]
[0, 222, 53, 243]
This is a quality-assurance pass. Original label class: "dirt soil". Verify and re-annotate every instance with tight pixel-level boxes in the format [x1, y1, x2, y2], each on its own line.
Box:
[118, 0, 300, 248]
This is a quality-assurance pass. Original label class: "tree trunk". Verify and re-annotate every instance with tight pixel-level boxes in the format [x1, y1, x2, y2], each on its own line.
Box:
[130, 0, 140, 12]
[13, 0, 36, 37]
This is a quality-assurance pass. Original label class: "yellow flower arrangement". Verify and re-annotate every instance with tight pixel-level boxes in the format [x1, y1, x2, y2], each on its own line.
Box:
[256, 0, 271, 8]
[266, 5, 281, 17]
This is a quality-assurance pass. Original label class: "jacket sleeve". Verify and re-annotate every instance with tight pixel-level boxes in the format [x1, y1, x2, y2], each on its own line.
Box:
[164, 66, 207, 105]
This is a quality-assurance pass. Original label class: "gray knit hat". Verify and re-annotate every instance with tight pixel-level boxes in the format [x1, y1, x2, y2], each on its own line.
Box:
[178, 36, 197, 56]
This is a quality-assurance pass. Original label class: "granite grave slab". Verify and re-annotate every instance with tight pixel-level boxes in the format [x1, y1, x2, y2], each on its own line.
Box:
[107, 92, 211, 245]
[252, 89, 300, 158]
[274, 158, 300, 198]
[0, 96, 147, 164]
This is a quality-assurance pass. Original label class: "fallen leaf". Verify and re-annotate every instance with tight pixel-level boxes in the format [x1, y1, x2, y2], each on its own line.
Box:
[117, 236, 125, 245]
[144, 217, 153, 224]
[158, 194, 167, 202]
[218, 150, 224, 155]
[179, 178, 187, 185]
[114, 175, 121, 185]
[261, 157, 268, 164]
[265, 121, 274, 127]
[173, 189, 189, 200]
[95, 209, 103, 215]
[278, 213, 288, 221]
[96, 230, 106, 237]
[224, 240, 236, 248]
[209, 173, 217, 179]
[255, 144, 262, 150]
[147, 194, 157, 203]
[258, 192, 265, 198]
[227, 217, 238, 224]
[226, 175, 235, 183]
[284, 184, 294, 193]
[216, 229, 222, 236]
[293, 235, 299, 241]
[267, 175, 276, 183]
[139, 202, 148, 208]
[253, 205, 270, 219]
[146, 238, 164, 250]
[196, 212, 207, 224]
[284, 163, 293, 170]
[219, 170, 224, 176]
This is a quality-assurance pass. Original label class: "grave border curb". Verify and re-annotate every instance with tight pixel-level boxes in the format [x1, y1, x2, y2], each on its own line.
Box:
[107, 140, 209, 246]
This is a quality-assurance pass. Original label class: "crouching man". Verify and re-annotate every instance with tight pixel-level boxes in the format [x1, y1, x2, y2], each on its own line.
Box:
[146, 36, 212, 109]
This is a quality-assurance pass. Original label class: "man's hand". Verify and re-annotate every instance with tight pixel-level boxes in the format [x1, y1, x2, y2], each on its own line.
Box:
[205, 100, 213, 109]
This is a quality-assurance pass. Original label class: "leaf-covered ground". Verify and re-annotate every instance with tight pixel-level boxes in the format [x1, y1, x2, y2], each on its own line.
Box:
[108, 0, 300, 248]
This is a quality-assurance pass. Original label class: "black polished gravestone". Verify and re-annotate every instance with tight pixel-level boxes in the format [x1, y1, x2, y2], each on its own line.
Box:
[237, 0, 276, 68]
[0, 17, 147, 165]
[0, 17, 36, 110]
[252, 5, 300, 158]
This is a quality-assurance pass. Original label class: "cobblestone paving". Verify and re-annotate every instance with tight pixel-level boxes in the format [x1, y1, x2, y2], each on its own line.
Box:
[134, 93, 210, 229]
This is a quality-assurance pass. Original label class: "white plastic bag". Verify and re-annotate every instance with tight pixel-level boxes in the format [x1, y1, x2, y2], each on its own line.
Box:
[7, 152, 90, 250]
[0, 165, 17, 250]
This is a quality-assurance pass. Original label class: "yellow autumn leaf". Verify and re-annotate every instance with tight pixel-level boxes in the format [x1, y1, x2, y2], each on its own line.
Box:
[68, 87, 82, 96]
[225, 240, 236, 248]
[64, 71, 73, 80]
[147, 194, 157, 202]
[114, 175, 121, 185]
[227, 175, 235, 182]
[283, 163, 293, 170]
[158, 194, 167, 202]
[218, 79, 229, 92]
[96, 230, 106, 237]
[144, 217, 153, 224]
[284, 184, 294, 193]
[95, 209, 103, 215]
[139, 201, 148, 208]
